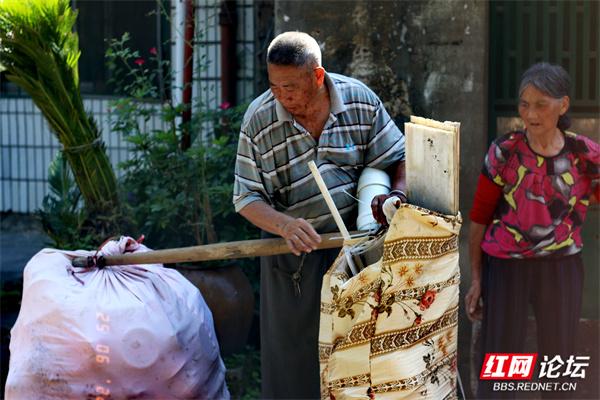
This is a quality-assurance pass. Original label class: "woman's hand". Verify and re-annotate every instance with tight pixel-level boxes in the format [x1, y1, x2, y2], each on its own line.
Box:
[467, 222, 487, 322]
[465, 280, 483, 321]
[280, 218, 321, 256]
[590, 182, 600, 205]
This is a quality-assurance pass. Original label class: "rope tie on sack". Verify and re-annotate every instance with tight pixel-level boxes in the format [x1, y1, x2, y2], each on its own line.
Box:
[67, 236, 119, 285]
[62, 136, 103, 155]
[67, 235, 146, 284]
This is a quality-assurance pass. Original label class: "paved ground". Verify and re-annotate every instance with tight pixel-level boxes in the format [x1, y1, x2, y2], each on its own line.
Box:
[1, 213, 49, 285]
[0, 212, 48, 326]
[0, 213, 49, 393]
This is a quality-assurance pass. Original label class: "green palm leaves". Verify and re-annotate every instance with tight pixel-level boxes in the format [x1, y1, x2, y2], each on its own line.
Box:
[0, 0, 119, 218]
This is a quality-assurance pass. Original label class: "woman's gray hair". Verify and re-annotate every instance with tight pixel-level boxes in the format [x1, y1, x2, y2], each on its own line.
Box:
[519, 62, 571, 130]
[267, 31, 322, 68]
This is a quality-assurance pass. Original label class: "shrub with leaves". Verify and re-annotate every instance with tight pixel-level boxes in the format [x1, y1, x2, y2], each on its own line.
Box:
[105, 33, 257, 250]
[224, 346, 261, 399]
[37, 152, 97, 249]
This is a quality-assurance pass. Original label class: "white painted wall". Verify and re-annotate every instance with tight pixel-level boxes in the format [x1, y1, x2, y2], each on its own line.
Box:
[0, 97, 166, 213]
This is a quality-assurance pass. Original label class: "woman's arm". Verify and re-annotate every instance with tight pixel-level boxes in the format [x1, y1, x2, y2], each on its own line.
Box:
[465, 173, 502, 321]
[465, 222, 486, 321]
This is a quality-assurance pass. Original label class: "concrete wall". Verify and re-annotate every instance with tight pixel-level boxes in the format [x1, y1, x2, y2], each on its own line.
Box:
[274, 0, 488, 395]
[275, 0, 488, 218]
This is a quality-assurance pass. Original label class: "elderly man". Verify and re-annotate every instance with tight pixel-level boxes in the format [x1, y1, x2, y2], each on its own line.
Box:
[233, 31, 406, 398]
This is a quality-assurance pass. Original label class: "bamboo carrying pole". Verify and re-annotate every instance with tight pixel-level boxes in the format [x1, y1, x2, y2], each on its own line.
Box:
[70, 232, 353, 268]
[72, 160, 359, 268]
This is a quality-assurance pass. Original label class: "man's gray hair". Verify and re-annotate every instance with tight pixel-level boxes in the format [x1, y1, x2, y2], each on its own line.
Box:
[519, 62, 571, 130]
[267, 31, 322, 67]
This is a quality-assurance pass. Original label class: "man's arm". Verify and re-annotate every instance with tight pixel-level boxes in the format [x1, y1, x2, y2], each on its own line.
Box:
[239, 201, 321, 256]
[362, 94, 406, 225]
[386, 159, 406, 192]
[233, 122, 319, 256]
[370, 159, 406, 225]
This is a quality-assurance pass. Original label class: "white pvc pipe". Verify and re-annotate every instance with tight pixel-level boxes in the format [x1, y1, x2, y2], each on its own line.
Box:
[356, 167, 390, 231]
[308, 161, 351, 240]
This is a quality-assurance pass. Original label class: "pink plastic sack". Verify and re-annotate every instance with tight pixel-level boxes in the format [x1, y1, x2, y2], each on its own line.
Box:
[5, 236, 229, 399]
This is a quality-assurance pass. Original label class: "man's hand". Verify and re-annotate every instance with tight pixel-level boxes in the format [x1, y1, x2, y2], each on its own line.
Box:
[280, 218, 321, 256]
[238, 202, 322, 256]
[371, 194, 390, 226]
[370, 160, 407, 226]
[465, 280, 483, 321]
[371, 191, 406, 226]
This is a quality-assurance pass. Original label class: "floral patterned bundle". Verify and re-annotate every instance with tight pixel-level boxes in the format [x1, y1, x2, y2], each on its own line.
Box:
[319, 204, 462, 399]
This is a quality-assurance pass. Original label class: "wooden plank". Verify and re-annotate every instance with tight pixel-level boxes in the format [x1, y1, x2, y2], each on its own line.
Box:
[409, 116, 456, 132]
[405, 116, 460, 215]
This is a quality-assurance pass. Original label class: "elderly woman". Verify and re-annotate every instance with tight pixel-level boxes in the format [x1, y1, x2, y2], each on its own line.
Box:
[465, 62, 599, 398]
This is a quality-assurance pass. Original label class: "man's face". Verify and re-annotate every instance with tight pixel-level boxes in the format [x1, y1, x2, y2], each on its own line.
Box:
[267, 63, 321, 116]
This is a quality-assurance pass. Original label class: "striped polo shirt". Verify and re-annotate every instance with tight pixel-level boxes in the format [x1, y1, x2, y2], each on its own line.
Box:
[233, 72, 405, 233]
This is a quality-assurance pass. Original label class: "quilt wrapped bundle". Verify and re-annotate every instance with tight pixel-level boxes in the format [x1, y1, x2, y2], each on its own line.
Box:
[320, 204, 461, 399]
